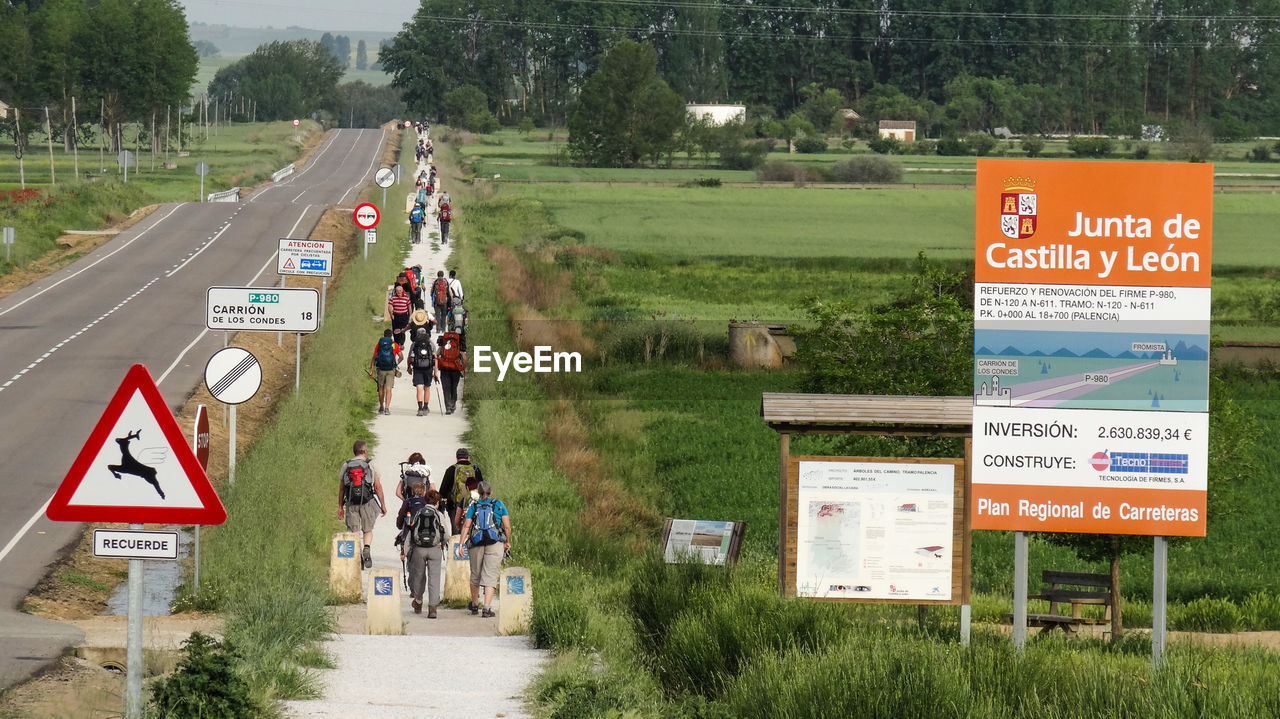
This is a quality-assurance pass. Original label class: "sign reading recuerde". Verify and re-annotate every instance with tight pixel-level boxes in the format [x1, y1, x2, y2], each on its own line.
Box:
[971, 160, 1211, 537]
[93, 529, 179, 560]
[206, 287, 319, 333]
[277, 238, 334, 277]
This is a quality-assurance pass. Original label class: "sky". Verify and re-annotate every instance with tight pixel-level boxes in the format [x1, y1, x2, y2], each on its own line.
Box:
[177, 0, 422, 33]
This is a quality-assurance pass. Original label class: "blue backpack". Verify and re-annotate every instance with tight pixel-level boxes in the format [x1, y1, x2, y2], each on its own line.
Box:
[410, 205, 424, 224]
[375, 336, 397, 371]
[470, 499, 504, 547]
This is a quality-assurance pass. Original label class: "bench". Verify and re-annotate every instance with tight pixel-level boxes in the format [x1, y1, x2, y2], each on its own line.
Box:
[1005, 570, 1113, 635]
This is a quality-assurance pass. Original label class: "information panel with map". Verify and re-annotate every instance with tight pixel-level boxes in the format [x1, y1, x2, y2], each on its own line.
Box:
[790, 457, 965, 603]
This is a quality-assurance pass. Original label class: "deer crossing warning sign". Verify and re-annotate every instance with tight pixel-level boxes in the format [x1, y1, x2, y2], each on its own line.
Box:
[46, 364, 226, 525]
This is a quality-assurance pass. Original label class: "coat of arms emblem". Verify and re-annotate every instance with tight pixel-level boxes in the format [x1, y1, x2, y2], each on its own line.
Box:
[999, 177, 1036, 239]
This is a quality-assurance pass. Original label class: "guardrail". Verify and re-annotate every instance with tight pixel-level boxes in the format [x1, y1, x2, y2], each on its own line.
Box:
[207, 188, 241, 203]
[272, 164, 295, 182]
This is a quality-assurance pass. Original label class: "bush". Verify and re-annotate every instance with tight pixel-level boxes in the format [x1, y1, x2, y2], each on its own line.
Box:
[793, 135, 828, 153]
[906, 139, 936, 155]
[147, 632, 269, 718]
[831, 156, 904, 183]
[465, 109, 501, 134]
[867, 135, 900, 154]
[1171, 597, 1243, 632]
[690, 177, 722, 187]
[531, 588, 589, 650]
[966, 132, 997, 156]
[1021, 135, 1045, 157]
[720, 138, 771, 170]
[1067, 136, 1113, 158]
[1132, 142, 1151, 159]
[755, 160, 808, 182]
[1248, 142, 1272, 162]
[936, 136, 968, 156]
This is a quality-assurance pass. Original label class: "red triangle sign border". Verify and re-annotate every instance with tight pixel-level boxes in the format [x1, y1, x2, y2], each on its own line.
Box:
[46, 364, 228, 525]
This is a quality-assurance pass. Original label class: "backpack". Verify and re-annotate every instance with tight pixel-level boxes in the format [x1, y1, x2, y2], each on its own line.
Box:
[404, 269, 419, 295]
[410, 206, 424, 224]
[448, 279, 463, 304]
[469, 499, 504, 547]
[437, 333, 464, 371]
[448, 305, 467, 332]
[450, 462, 478, 510]
[432, 278, 449, 305]
[411, 340, 435, 370]
[342, 458, 375, 505]
[409, 505, 446, 548]
[375, 336, 397, 371]
[416, 188, 428, 205]
[439, 202, 452, 222]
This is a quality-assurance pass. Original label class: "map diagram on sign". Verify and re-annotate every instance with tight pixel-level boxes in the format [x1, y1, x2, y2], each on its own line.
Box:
[974, 329, 1208, 412]
[795, 460, 954, 602]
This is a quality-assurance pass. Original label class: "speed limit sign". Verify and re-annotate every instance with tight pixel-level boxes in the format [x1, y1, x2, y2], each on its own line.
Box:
[292, 119, 300, 127]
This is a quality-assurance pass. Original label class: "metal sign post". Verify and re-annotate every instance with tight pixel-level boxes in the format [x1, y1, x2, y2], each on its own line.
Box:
[1012, 531, 1028, 652]
[125, 522, 144, 718]
[192, 405, 210, 595]
[1153, 536, 1168, 666]
[3, 226, 13, 262]
[118, 150, 135, 183]
[195, 162, 210, 203]
[376, 167, 395, 208]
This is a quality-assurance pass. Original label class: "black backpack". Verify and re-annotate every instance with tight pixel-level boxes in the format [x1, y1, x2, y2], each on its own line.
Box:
[342, 458, 375, 505]
[411, 341, 435, 370]
[409, 506, 446, 548]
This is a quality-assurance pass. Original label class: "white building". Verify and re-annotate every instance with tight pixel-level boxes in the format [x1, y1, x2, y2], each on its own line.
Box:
[878, 120, 917, 141]
[686, 104, 746, 126]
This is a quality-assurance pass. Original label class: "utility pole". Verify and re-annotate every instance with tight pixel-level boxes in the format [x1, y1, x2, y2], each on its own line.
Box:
[100, 98, 106, 171]
[71, 96, 79, 179]
[15, 108, 25, 189]
[165, 105, 170, 161]
[150, 112, 156, 172]
[44, 106, 55, 186]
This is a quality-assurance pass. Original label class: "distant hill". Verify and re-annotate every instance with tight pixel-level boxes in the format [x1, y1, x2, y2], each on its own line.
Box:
[190, 23, 393, 57]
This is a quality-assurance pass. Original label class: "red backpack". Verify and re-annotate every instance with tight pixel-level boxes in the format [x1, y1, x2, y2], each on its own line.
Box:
[433, 277, 449, 305]
[437, 332, 464, 371]
[439, 202, 452, 222]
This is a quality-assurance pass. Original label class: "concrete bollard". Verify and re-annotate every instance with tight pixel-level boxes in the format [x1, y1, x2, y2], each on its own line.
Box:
[329, 532, 361, 602]
[443, 540, 471, 603]
[405, 193, 415, 214]
[365, 567, 404, 635]
[498, 566, 532, 634]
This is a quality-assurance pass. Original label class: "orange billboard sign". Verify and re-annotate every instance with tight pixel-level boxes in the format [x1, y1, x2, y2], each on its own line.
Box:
[976, 160, 1213, 288]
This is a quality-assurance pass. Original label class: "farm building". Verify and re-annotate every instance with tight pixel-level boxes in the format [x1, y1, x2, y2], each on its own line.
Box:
[686, 104, 746, 126]
[878, 120, 917, 141]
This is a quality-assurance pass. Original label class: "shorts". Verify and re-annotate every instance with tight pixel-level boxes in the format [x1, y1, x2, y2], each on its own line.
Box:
[344, 501, 378, 533]
[412, 368, 434, 386]
[468, 541, 504, 587]
[376, 369, 396, 388]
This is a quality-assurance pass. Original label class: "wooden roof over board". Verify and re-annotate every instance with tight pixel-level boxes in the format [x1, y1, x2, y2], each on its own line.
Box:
[761, 393, 972, 436]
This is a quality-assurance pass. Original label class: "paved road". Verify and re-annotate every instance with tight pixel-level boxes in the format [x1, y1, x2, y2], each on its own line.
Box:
[0, 127, 388, 690]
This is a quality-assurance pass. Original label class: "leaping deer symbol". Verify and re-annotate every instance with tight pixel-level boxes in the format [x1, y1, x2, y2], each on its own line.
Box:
[107, 430, 167, 499]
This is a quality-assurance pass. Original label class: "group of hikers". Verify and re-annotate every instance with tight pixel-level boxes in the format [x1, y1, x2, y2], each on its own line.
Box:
[342, 124, 510, 619]
[338, 442, 511, 619]
[370, 123, 469, 417]
[372, 266, 468, 416]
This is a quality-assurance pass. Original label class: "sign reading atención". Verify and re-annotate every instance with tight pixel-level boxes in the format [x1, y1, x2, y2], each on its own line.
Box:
[206, 286, 319, 333]
[277, 238, 334, 277]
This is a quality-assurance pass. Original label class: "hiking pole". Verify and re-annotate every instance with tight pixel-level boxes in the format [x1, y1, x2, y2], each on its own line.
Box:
[435, 382, 443, 412]
[402, 556, 408, 591]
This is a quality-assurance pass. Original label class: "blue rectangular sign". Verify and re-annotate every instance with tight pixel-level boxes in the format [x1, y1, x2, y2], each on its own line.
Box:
[300, 258, 328, 271]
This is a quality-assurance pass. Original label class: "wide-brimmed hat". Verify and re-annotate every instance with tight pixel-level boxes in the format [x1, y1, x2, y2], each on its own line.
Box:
[411, 309, 429, 325]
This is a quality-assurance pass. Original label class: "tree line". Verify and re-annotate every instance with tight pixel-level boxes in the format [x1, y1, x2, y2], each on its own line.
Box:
[0, 0, 197, 152]
[381, 0, 1280, 137]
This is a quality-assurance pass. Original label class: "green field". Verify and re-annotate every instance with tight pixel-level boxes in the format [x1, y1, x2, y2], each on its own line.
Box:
[0, 120, 321, 274]
[445, 132, 1280, 716]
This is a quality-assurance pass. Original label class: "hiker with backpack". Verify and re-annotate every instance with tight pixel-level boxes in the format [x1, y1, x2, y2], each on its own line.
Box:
[456, 481, 511, 618]
[408, 308, 433, 339]
[436, 330, 466, 415]
[437, 198, 452, 244]
[447, 269, 464, 309]
[398, 485, 451, 616]
[439, 447, 484, 532]
[409, 327, 438, 416]
[430, 270, 450, 331]
[338, 440, 387, 570]
[396, 452, 433, 507]
[370, 329, 402, 415]
[412, 202, 427, 243]
[388, 284, 412, 348]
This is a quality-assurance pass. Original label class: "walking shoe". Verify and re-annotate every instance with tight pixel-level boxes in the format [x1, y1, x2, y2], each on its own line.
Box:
[468, 601, 479, 615]
[424, 404, 430, 414]
[481, 607, 495, 618]
[416, 407, 424, 417]
[361, 546, 372, 569]
[412, 600, 422, 614]
[427, 605, 437, 618]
